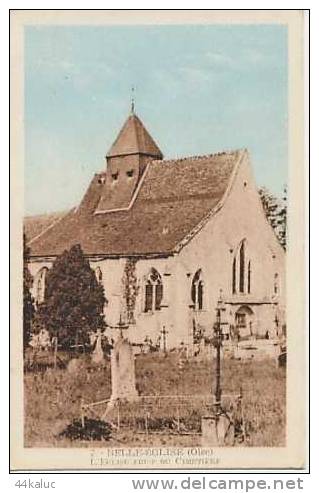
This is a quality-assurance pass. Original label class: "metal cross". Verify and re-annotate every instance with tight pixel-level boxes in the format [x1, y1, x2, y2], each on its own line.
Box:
[131, 86, 135, 114]
[160, 325, 168, 353]
[214, 290, 226, 412]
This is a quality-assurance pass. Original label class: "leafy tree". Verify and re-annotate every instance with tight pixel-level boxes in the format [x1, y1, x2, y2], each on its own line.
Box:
[259, 186, 287, 250]
[23, 233, 35, 351]
[34, 244, 106, 350]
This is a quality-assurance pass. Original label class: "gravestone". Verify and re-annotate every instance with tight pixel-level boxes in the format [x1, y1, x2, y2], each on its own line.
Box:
[91, 329, 104, 364]
[201, 413, 232, 446]
[109, 334, 138, 403]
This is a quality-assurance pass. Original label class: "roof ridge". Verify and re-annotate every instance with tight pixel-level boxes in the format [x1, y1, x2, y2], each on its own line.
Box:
[28, 148, 247, 257]
[151, 148, 244, 166]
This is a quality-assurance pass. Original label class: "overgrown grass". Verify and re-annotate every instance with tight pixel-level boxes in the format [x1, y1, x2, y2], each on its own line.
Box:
[24, 353, 285, 447]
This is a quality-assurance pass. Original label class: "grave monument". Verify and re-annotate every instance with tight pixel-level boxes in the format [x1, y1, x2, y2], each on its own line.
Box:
[109, 317, 138, 404]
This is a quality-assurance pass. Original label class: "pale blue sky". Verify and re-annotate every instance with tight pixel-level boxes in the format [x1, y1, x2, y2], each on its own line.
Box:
[25, 25, 287, 215]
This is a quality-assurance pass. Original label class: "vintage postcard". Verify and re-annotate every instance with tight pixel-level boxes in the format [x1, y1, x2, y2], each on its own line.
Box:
[10, 10, 307, 471]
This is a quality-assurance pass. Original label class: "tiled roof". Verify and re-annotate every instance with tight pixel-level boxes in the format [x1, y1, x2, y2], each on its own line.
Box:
[24, 211, 70, 243]
[107, 114, 163, 158]
[28, 150, 243, 257]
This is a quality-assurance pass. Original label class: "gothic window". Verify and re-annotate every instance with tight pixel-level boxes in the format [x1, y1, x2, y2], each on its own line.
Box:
[232, 240, 251, 295]
[239, 242, 245, 293]
[232, 258, 236, 294]
[198, 282, 203, 310]
[144, 268, 163, 312]
[36, 267, 48, 304]
[145, 283, 153, 312]
[95, 267, 103, 284]
[155, 282, 163, 311]
[191, 269, 204, 310]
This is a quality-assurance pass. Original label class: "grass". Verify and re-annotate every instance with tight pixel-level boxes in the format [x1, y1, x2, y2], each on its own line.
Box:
[24, 352, 285, 448]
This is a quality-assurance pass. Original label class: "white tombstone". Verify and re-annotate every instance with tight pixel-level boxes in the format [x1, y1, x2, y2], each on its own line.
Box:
[110, 335, 138, 403]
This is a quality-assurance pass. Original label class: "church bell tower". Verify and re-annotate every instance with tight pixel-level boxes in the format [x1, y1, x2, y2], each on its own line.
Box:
[96, 107, 163, 212]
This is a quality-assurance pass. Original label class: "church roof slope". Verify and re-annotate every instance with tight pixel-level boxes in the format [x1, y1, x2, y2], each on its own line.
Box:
[107, 114, 163, 158]
[24, 211, 70, 242]
[28, 150, 244, 257]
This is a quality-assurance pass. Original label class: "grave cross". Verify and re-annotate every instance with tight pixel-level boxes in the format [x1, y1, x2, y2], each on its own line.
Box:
[213, 290, 226, 413]
[112, 314, 129, 339]
[160, 325, 168, 353]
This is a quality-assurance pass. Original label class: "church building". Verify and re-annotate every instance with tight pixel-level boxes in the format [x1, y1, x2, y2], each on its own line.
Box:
[26, 109, 286, 349]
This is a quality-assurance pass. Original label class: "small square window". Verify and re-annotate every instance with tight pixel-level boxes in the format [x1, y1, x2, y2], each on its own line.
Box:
[126, 169, 134, 178]
[111, 171, 119, 181]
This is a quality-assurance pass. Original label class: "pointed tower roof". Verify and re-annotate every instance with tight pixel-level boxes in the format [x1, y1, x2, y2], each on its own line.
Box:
[107, 113, 163, 159]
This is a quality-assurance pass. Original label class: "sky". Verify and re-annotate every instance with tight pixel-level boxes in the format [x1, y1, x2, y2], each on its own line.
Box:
[24, 24, 287, 215]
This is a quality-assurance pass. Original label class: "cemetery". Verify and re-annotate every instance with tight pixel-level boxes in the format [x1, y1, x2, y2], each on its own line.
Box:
[23, 240, 286, 449]
[24, 323, 286, 448]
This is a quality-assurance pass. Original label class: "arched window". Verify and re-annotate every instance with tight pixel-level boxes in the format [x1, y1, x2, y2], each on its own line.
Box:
[95, 267, 103, 284]
[144, 268, 163, 313]
[232, 240, 251, 295]
[191, 269, 204, 310]
[239, 242, 245, 293]
[36, 267, 48, 304]
[232, 258, 236, 294]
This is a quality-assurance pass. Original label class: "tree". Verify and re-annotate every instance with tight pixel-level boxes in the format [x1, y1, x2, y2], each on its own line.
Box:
[34, 244, 106, 350]
[259, 186, 287, 250]
[23, 233, 35, 351]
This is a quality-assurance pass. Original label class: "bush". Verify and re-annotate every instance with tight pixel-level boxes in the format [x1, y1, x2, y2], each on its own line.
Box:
[33, 244, 106, 349]
[59, 417, 112, 441]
